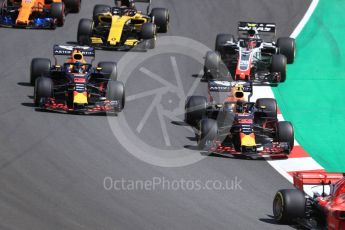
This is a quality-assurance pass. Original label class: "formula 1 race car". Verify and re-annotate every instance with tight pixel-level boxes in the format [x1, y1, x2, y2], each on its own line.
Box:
[77, 0, 169, 50]
[273, 172, 345, 229]
[31, 45, 125, 114]
[0, 0, 81, 29]
[185, 80, 294, 158]
[204, 22, 296, 84]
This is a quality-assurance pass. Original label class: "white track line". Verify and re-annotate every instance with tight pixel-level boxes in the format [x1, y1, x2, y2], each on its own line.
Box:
[290, 0, 320, 39]
[263, 0, 320, 181]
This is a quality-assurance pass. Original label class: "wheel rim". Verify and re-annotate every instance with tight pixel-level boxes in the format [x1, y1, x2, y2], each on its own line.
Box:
[273, 194, 284, 220]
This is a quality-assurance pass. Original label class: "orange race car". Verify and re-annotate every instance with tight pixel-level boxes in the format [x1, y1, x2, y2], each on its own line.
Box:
[0, 0, 81, 29]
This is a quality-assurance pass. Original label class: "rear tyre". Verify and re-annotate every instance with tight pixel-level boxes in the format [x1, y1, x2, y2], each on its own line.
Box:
[271, 54, 287, 83]
[204, 51, 221, 80]
[97, 62, 117, 80]
[215, 33, 234, 53]
[185, 96, 207, 126]
[277, 37, 296, 64]
[93, 4, 111, 21]
[107, 81, 125, 110]
[30, 58, 51, 86]
[141, 23, 156, 40]
[51, 2, 65, 27]
[276, 121, 294, 151]
[255, 98, 277, 120]
[150, 8, 169, 33]
[273, 189, 306, 224]
[63, 0, 81, 13]
[34, 77, 53, 106]
[198, 119, 218, 150]
[77, 19, 93, 45]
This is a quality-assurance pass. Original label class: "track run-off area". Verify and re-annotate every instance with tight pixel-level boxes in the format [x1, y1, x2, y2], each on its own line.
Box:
[271, 0, 345, 173]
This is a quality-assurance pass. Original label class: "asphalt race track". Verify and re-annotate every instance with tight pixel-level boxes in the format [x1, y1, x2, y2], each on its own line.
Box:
[0, 0, 311, 229]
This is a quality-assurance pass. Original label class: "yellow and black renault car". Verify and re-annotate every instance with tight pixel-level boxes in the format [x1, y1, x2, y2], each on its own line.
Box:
[77, 0, 169, 51]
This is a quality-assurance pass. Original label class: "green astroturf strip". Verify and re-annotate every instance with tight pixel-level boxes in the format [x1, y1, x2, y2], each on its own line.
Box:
[272, 0, 345, 172]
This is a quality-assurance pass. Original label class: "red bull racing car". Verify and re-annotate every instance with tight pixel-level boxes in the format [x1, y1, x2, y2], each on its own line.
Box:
[31, 45, 125, 114]
[273, 172, 345, 229]
[184, 80, 294, 158]
[204, 22, 296, 84]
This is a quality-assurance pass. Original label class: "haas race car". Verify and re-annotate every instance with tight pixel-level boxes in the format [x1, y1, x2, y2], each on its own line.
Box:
[77, 0, 169, 50]
[31, 45, 125, 114]
[204, 22, 296, 84]
[185, 80, 294, 158]
[0, 0, 81, 29]
[273, 172, 345, 230]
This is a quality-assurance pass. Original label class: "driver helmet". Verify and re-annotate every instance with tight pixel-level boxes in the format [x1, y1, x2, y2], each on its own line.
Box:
[246, 29, 257, 49]
[115, 0, 135, 8]
[113, 7, 122, 16]
[232, 84, 245, 100]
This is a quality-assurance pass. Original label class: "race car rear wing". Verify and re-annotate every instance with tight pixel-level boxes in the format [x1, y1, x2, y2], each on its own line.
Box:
[238, 22, 276, 41]
[53, 45, 95, 57]
[293, 172, 344, 191]
[208, 80, 252, 93]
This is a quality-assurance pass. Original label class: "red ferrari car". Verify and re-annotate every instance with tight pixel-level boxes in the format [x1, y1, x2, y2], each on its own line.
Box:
[273, 172, 345, 229]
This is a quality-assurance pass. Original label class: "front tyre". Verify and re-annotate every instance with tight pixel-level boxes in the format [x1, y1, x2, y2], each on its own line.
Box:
[34, 77, 53, 106]
[185, 96, 207, 126]
[271, 54, 287, 83]
[51, 3, 65, 27]
[198, 119, 218, 150]
[276, 121, 294, 152]
[277, 37, 296, 64]
[151, 8, 169, 33]
[107, 81, 125, 111]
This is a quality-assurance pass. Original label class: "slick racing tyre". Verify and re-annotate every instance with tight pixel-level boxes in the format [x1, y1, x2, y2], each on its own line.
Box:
[271, 54, 287, 83]
[185, 96, 207, 126]
[255, 98, 278, 120]
[215, 33, 235, 53]
[63, 0, 81, 13]
[204, 51, 221, 80]
[77, 19, 93, 45]
[30, 58, 51, 86]
[276, 121, 294, 152]
[198, 119, 218, 150]
[141, 23, 156, 40]
[277, 37, 296, 64]
[51, 2, 65, 27]
[145, 38, 156, 49]
[98, 62, 118, 81]
[93, 5, 111, 21]
[34, 77, 53, 106]
[107, 81, 125, 111]
[273, 189, 306, 224]
[151, 8, 169, 33]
